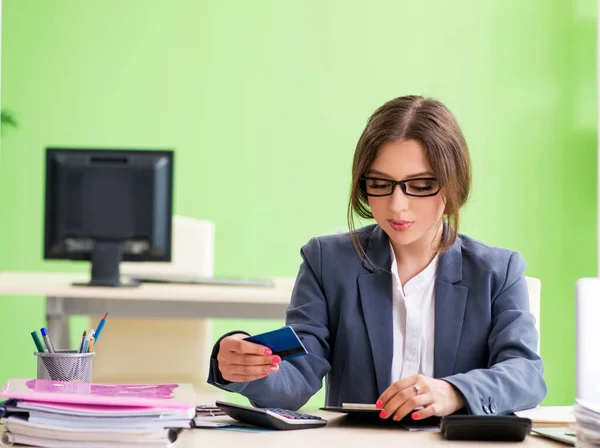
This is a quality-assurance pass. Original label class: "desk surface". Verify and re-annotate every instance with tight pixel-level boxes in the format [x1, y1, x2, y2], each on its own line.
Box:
[174, 413, 562, 447]
[0, 272, 295, 303]
[1, 412, 563, 448]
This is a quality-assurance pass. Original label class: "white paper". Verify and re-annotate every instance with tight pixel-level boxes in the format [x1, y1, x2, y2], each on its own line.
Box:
[515, 406, 575, 423]
[3, 431, 173, 448]
[577, 399, 600, 415]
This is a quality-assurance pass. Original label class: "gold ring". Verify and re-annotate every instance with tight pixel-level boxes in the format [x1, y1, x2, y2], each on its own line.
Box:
[413, 385, 421, 395]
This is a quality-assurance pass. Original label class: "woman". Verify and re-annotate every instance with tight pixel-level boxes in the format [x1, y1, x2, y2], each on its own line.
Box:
[207, 95, 547, 421]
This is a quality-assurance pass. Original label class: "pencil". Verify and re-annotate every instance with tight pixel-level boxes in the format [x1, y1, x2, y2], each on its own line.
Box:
[94, 313, 108, 343]
[78, 331, 87, 353]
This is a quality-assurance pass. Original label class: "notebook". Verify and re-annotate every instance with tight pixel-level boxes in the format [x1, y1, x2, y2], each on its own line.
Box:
[1, 415, 180, 443]
[0, 378, 196, 410]
[10, 400, 193, 418]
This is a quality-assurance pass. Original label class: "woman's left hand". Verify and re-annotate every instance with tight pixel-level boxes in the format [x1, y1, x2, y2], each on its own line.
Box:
[376, 374, 465, 421]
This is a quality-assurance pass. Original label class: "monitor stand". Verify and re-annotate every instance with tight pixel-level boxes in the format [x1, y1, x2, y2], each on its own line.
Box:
[72, 241, 139, 287]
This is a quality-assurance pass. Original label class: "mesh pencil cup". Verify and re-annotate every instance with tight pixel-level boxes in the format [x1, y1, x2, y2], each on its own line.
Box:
[35, 350, 94, 382]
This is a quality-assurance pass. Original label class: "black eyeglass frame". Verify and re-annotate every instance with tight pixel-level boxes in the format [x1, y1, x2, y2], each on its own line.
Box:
[359, 176, 441, 198]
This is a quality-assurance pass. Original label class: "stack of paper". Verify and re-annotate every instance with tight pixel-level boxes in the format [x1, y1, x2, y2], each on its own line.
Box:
[515, 406, 575, 427]
[575, 399, 600, 447]
[0, 378, 196, 448]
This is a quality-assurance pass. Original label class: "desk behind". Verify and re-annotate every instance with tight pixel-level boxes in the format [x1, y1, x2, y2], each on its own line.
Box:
[0, 272, 294, 306]
[0, 272, 295, 393]
[0, 272, 296, 340]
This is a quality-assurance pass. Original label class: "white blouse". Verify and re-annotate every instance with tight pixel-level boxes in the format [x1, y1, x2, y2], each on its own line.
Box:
[390, 243, 438, 383]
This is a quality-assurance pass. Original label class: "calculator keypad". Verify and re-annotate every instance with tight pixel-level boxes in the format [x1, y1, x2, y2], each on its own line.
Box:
[268, 409, 323, 421]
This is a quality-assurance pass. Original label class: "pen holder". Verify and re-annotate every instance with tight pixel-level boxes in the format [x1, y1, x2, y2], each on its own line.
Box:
[35, 350, 95, 382]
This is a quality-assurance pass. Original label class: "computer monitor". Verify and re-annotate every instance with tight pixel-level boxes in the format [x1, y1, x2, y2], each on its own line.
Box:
[44, 148, 174, 287]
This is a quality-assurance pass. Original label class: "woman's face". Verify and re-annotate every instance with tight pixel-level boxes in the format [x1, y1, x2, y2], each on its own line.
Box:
[365, 139, 446, 251]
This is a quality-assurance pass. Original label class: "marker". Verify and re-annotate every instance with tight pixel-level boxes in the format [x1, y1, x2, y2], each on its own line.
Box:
[94, 313, 108, 343]
[78, 331, 87, 353]
[40, 328, 55, 353]
[31, 330, 46, 353]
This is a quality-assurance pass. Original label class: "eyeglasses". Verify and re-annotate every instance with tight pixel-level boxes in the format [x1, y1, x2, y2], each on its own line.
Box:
[359, 176, 440, 197]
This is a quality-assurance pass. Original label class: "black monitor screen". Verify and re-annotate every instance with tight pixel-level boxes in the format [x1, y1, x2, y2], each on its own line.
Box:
[44, 148, 174, 287]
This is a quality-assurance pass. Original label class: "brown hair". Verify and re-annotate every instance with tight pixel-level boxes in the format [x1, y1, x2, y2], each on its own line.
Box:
[347, 95, 471, 257]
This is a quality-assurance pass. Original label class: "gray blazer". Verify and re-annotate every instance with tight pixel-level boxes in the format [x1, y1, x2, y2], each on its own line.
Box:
[208, 224, 547, 415]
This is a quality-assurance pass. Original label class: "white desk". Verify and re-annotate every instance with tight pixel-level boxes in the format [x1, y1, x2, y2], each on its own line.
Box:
[0, 272, 295, 349]
[0, 272, 295, 394]
[174, 412, 560, 447]
[1, 412, 563, 448]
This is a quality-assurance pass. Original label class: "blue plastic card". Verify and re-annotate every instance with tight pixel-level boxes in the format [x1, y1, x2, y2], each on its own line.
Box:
[244, 326, 308, 360]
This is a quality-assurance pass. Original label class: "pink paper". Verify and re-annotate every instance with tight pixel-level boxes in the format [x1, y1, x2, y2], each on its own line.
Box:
[0, 378, 196, 409]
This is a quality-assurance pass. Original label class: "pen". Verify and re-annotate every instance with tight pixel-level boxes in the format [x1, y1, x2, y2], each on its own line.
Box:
[82, 329, 94, 354]
[81, 337, 89, 354]
[87, 336, 95, 353]
[31, 330, 46, 353]
[78, 331, 87, 353]
[40, 328, 55, 353]
[93, 313, 108, 343]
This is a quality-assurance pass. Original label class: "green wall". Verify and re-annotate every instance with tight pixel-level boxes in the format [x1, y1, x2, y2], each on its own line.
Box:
[0, 0, 596, 409]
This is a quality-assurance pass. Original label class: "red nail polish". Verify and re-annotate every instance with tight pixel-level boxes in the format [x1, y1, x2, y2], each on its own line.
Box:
[264, 349, 272, 356]
[272, 356, 281, 364]
[412, 412, 420, 420]
[379, 411, 387, 419]
[375, 400, 383, 409]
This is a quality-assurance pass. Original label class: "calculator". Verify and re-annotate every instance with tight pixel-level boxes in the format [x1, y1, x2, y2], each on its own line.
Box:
[215, 400, 327, 430]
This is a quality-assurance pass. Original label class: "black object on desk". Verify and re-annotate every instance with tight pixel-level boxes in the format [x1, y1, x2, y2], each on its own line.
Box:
[440, 415, 532, 442]
[216, 401, 327, 430]
[321, 406, 441, 428]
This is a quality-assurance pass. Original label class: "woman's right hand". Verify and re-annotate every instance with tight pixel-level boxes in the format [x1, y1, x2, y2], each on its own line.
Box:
[217, 333, 281, 382]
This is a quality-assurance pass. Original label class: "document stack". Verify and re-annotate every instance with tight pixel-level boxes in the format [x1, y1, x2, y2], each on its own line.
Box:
[575, 399, 600, 447]
[0, 378, 196, 448]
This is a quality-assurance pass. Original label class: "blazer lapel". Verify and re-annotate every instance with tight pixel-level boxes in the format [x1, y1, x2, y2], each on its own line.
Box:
[433, 238, 468, 379]
[358, 226, 394, 396]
